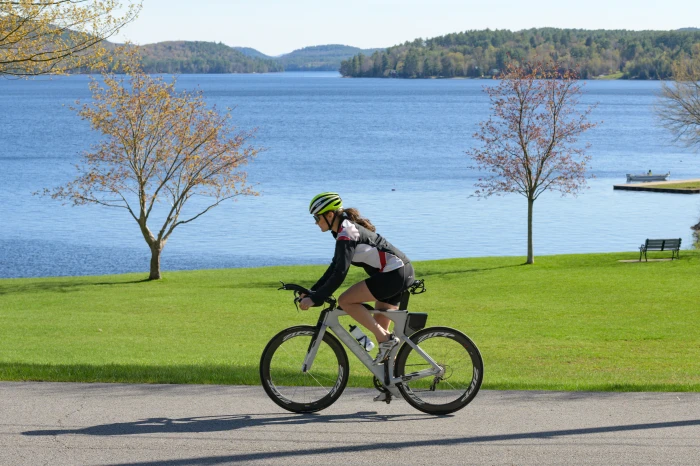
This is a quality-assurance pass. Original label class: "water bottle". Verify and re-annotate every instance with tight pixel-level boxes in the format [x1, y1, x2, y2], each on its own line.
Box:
[349, 325, 375, 351]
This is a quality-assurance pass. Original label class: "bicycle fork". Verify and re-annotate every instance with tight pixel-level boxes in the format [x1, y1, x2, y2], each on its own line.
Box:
[301, 309, 329, 373]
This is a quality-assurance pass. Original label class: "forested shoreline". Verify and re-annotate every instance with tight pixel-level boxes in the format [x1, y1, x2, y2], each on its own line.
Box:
[138, 41, 283, 74]
[81, 42, 381, 74]
[340, 28, 700, 79]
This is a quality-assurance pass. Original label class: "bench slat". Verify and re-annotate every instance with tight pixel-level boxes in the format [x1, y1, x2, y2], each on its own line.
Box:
[646, 241, 666, 246]
[644, 239, 681, 249]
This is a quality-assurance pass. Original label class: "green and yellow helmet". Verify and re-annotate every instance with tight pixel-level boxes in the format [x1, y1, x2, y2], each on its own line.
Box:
[309, 192, 343, 216]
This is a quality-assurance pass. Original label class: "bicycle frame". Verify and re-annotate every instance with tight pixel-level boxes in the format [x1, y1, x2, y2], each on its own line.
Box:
[303, 307, 443, 398]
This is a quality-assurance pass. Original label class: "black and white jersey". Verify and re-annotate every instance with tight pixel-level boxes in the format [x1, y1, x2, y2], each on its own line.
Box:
[310, 215, 410, 305]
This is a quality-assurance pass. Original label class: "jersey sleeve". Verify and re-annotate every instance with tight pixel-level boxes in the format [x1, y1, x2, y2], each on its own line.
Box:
[310, 256, 336, 292]
[310, 223, 358, 305]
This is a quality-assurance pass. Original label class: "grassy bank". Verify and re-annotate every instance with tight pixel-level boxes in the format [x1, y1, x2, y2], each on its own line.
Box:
[1, 251, 698, 391]
[653, 181, 700, 190]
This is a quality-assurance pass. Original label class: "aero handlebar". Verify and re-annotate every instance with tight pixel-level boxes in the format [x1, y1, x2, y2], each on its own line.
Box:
[278, 281, 335, 309]
[277, 282, 312, 295]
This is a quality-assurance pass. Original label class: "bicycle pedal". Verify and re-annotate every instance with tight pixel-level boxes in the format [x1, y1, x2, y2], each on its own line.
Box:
[373, 392, 392, 404]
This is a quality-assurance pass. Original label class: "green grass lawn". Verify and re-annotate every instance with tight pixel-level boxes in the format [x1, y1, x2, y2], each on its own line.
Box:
[653, 181, 700, 190]
[1, 251, 698, 392]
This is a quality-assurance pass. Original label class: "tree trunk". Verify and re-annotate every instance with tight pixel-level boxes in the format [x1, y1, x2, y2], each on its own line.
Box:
[526, 196, 534, 264]
[149, 242, 162, 280]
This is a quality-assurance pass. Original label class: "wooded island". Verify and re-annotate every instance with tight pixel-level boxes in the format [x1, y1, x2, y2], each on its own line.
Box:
[340, 28, 700, 79]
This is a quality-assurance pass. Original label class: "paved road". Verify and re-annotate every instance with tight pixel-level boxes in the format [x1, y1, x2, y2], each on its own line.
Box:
[1, 382, 698, 465]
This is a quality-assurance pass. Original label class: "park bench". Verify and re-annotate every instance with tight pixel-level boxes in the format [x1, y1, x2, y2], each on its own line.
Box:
[639, 238, 681, 261]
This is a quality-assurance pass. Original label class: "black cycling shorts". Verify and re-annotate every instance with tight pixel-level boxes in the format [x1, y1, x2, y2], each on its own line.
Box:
[365, 262, 415, 307]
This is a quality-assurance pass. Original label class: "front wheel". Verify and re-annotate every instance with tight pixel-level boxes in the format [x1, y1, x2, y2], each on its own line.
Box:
[260, 326, 349, 413]
[395, 326, 483, 415]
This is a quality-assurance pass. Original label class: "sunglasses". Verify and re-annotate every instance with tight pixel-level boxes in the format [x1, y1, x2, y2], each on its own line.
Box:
[313, 214, 321, 223]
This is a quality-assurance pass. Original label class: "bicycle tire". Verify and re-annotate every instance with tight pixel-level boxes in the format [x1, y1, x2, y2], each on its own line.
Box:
[395, 326, 483, 415]
[260, 325, 349, 413]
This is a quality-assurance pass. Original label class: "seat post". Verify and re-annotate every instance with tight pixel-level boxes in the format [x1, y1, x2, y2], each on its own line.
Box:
[398, 290, 410, 311]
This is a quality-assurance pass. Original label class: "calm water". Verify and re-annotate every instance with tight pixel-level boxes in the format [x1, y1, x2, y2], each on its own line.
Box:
[1, 72, 698, 278]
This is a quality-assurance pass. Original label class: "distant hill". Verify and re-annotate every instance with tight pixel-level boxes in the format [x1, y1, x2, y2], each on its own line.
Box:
[234, 47, 274, 60]
[104, 42, 385, 74]
[277, 44, 383, 71]
[138, 41, 283, 73]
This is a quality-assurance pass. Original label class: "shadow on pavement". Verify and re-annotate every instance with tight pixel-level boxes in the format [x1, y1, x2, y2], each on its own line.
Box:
[22, 410, 435, 437]
[22, 416, 700, 465]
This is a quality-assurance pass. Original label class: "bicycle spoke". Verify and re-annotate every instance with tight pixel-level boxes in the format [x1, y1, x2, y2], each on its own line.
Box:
[262, 328, 348, 412]
[395, 329, 483, 414]
[440, 379, 461, 391]
[306, 372, 340, 384]
[306, 372, 332, 394]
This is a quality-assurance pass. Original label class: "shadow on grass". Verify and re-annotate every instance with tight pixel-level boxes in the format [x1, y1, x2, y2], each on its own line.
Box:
[0, 362, 378, 388]
[219, 280, 288, 290]
[2, 363, 694, 392]
[0, 278, 154, 296]
[419, 263, 524, 278]
[0, 362, 260, 385]
[484, 381, 700, 392]
[0, 277, 295, 295]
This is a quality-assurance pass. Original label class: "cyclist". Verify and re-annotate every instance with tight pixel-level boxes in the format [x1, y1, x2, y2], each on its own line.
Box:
[299, 192, 415, 368]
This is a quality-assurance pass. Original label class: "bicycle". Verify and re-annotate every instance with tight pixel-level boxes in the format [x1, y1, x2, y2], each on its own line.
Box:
[259, 279, 484, 415]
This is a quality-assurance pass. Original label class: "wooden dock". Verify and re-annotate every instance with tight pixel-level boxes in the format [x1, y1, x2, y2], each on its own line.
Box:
[613, 178, 700, 194]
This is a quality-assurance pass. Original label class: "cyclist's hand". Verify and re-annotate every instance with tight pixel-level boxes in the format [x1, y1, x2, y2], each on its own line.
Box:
[299, 297, 314, 311]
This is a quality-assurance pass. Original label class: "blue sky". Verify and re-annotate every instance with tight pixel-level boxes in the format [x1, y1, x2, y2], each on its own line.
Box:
[114, 0, 700, 56]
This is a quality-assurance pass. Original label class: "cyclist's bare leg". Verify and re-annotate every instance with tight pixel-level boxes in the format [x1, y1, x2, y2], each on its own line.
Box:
[374, 301, 398, 332]
[338, 281, 393, 343]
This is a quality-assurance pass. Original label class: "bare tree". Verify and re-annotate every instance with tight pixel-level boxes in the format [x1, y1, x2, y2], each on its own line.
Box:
[657, 57, 700, 151]
[468, 62, 597, 264]
[658, 57, 700, 239]
[0, 0, 140, 77]
[45, 52, 262, 279]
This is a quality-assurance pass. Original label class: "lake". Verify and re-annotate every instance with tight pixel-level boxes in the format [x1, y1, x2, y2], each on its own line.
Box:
[1, 72, 698, 278]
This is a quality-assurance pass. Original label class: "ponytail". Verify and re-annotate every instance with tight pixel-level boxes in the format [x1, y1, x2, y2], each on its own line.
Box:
[342, 207, 376, 232]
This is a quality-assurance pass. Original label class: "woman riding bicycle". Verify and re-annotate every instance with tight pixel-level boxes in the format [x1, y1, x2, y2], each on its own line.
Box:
[299, 192, 415, 365]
